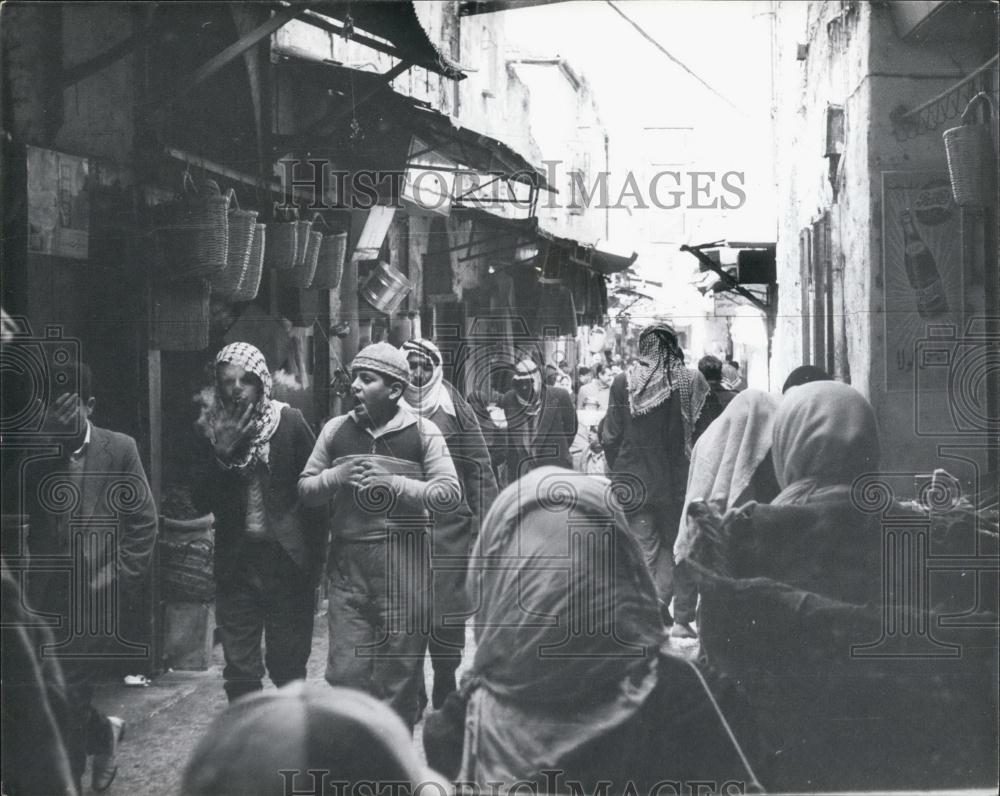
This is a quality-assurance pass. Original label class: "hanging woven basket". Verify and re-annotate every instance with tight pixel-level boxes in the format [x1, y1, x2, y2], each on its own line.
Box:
[152, 173, 230, 280]
[308, 215, 348, 290]
[293, 219, 313, 267]
[281, 228, 322, 289]
[943, 92, 997, 207]
[232, 222, 266, 302]
[265, 208, 298, 271]
[210, 190, 258, 300]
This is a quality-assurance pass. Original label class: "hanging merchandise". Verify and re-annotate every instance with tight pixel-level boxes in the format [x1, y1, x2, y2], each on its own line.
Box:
[943, 92, 996, 207]
[151, 172, 230, 280]
[534, 276, 578, 338]
[210, 190, 258, 300]
[293, 216, 313, 268]
[265, 207, 299, 271]
[308, 215, 348, 290]
[281, 225, 322, 289]
[232, 222, 266, 302]
[589, 325, 607, 353]
[359, 259, 413, 314]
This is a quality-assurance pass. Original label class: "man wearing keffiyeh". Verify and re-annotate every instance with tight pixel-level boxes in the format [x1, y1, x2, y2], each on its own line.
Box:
[191, 342, 327, 703]
[401, 338, 498, 709]
[601, 321, 711, 634]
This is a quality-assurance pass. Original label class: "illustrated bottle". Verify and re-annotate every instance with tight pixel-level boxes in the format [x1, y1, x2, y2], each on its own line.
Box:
[900, 210, 948, 319]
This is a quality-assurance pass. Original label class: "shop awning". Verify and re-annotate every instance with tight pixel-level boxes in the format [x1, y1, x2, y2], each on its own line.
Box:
[273, 55, 552, 195]
[293, 1, 466, 80]
[537, 226, 638, 275]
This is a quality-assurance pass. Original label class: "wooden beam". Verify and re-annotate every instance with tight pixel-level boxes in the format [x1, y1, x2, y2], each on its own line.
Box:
[297, 9, 413, 66]
[148, 6, 301, 112]
[276, 60, 412, 156]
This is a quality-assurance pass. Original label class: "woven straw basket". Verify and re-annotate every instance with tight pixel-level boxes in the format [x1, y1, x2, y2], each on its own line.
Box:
[943, 92, 996, 207]
[232, 223, 266, 302]
[210, 191, 258, 299]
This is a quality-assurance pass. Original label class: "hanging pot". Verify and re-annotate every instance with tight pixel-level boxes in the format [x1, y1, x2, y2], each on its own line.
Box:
[359, 260, 412, 314]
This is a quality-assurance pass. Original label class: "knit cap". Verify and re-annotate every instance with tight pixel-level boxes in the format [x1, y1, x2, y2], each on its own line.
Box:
[181, 683, 448, 795]
[350, 342, 410, 385]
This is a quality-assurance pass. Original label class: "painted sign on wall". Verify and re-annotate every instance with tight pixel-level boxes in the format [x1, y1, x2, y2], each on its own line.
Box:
[27, 146, 90, 260]
[882, 171, 963, 392]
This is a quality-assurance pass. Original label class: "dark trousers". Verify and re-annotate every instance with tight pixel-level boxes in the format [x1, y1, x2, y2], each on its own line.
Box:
[62, 665, 112, 790]
[627, 505, 698, 624]
[325, 535, 431, 730]
[215, 540, 316, 702]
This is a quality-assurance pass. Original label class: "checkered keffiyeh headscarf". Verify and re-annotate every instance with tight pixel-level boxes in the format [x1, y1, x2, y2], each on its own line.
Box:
[215, 342, 284, 470]
[626, 322, 708, 458]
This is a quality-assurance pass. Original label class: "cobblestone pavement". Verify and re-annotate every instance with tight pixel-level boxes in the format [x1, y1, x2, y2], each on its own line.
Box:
[92, 608, 698, 795]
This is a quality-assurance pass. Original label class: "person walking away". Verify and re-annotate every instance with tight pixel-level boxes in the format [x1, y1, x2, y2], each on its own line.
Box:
[22, 363, 157, 792]
[298, 343, 461, 729]
[697, 355, 738, 429]
[423, 468, 763, 792]
[500, 357, 577, 481]
[401, 338, 498, 708]
[191, 343, 327, 704]
[601, 322, 711, 634]
[672, 389, 782, 641]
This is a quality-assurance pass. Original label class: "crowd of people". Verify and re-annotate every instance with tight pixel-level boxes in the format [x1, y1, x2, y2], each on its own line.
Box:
[3, 316, 997, 795]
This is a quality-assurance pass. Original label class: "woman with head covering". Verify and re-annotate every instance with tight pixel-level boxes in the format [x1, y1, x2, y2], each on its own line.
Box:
[423, 467, 763, 792]
[401, 338, 499, 709]
[499, 356, 577, 480]
[674, 389, 781, 565]
[780, 364, 832, 394]
[682, 381, 998, 790]
[190, 342, 328, 702]
[601, 321, 711, 629]
[182, 682, 448, 795]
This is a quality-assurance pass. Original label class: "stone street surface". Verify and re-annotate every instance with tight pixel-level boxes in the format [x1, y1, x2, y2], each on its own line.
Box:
[92, 605, 698, 795]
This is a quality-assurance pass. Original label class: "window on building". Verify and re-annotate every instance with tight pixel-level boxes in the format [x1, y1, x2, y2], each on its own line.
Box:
[799, 211, 839, 377]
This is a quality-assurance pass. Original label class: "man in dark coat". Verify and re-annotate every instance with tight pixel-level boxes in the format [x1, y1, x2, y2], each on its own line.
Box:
[402, 338, 498, 708]
[697, 355, 738, 429]
[602, 322, 712, 634]
[22, 362, 158, 792]
[500, 357, 577, 482]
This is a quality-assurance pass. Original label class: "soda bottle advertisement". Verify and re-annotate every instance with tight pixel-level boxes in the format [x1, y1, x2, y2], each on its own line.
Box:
[881, 172, 964, 393]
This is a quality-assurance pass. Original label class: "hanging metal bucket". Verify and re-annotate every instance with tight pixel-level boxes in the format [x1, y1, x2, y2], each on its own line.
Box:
[359, 260, 412, 314]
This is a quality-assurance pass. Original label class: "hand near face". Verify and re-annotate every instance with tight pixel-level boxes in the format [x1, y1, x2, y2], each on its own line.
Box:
[38, 392, 81, 437]
[212, 401, 256, 463]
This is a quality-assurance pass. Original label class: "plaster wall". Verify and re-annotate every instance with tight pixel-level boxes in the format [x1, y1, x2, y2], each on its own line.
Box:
[773, 0, 995, 475]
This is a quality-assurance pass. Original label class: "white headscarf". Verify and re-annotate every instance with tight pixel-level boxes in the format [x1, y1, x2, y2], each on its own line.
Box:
[401, 338, 455, 418]
[675, 389, 780, 559]
[771, 381, 880, 506]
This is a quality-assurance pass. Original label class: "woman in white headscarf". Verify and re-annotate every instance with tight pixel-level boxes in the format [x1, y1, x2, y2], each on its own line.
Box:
[401, 338, 498, 709]
[681, 381, 998, 791]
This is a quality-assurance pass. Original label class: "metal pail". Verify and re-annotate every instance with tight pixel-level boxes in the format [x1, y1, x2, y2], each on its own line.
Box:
[359, 260, 413, 314]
